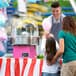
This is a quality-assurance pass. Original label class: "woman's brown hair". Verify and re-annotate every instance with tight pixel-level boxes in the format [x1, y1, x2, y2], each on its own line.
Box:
[45, 37, 56, 64]
[62, 16, 76, 35]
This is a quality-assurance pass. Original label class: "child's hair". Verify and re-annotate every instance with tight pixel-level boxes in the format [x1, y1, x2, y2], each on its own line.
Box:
[63, 16, 76, 35]
[51, 1, 60, 8]
[45, 37, 56, 64]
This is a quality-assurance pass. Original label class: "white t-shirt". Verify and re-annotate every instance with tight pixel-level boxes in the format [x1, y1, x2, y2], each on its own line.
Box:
[42, 14, 65, 32]
[42, 59, 60, 73]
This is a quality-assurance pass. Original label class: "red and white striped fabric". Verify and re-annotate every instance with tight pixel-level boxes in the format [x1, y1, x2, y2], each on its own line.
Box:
[0, 58, 43, 76]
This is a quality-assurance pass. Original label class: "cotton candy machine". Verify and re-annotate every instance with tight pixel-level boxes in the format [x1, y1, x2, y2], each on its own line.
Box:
[13, 23, 39, 58]
[14, 23, 39, 45]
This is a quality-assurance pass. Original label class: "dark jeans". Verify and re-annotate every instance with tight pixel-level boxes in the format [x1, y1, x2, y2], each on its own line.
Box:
[42, 72, 60, 76]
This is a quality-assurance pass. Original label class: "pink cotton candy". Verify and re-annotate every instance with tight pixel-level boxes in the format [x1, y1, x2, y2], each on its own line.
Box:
[44, 0, 49, 2]
[0, 41, 5, 52]
[0, 27, 7, 41]
[42, 19, 51, 32]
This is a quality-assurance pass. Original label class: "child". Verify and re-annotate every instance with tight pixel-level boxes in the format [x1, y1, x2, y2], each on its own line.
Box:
[42, 37, 60, 76]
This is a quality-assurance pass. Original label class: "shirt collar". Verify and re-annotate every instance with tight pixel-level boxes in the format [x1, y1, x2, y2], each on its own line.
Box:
[53, 16, 61, 23]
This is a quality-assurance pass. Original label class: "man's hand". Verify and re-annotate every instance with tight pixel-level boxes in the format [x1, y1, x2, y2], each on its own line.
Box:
[43, 31, 54, 38]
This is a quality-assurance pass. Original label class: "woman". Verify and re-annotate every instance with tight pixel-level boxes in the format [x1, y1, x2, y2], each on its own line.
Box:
[51, 16, 76, 76]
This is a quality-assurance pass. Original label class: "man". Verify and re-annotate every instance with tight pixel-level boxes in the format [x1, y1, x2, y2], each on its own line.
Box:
[41, 2, 65, 76]
[42, 1, 65, 42]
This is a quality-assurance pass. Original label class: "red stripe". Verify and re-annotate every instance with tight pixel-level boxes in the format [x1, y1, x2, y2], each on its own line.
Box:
[15, 58, 20, 76]
[21, 58, 27, 76]
[5, 58, 11, 76]
[39, 59, 43, 76]
[28, 58, 36, 76]
[0, 58, 2, 70]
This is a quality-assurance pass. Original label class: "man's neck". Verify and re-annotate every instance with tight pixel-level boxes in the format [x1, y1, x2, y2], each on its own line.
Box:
[55, 16, 61, 21]
[53, 15, 61, 23]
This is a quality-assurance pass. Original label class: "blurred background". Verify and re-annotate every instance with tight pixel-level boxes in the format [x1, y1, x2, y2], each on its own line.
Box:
[0, 0, 76, 58]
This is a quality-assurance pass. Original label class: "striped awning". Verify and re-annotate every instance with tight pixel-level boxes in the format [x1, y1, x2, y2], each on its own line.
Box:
[0, 58, 43, 76]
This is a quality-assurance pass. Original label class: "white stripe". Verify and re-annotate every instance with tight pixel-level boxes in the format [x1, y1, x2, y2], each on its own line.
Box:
[33, 59, 40, 76]
[0, 58, 7, 76]
[23, 58, 32, 76]
[19, 58, 23, 76]
[11, 58, 15, 76]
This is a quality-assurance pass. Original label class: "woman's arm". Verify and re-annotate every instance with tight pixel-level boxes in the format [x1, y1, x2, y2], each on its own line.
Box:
[51, 38, 64, 64]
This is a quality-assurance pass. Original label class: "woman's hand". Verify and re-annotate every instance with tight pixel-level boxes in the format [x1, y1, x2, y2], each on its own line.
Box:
[46, 57, 56, 66]
[46, 58, 56, 66]
[50, 58, 56, 65]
